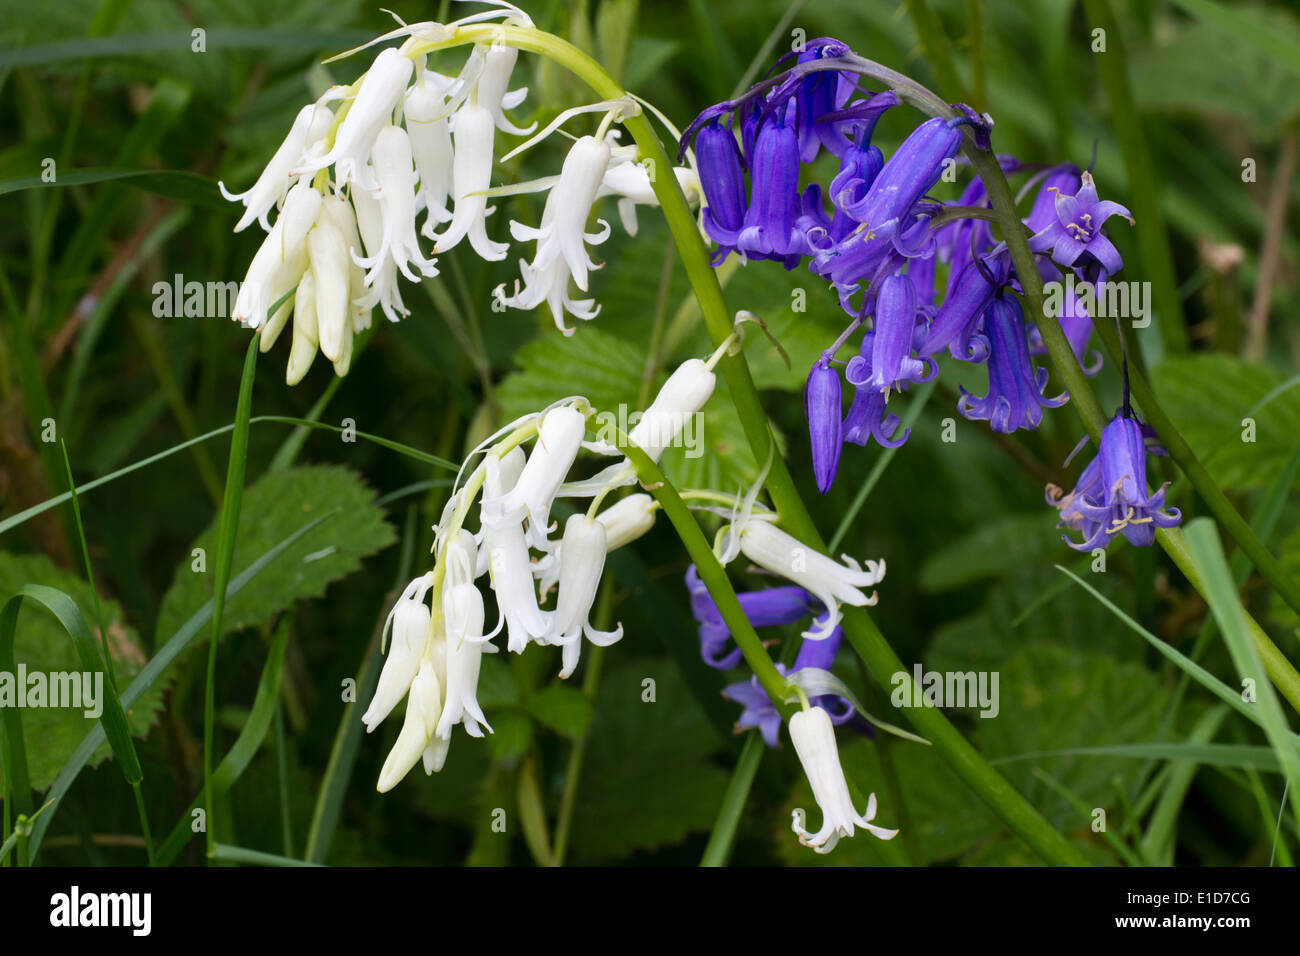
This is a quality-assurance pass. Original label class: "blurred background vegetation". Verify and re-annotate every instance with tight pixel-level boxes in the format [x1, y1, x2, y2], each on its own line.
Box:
[1, 0, 1298, 866]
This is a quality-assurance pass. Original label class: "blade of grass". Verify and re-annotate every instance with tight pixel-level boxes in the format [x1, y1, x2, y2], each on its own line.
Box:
[156, 614, 292, 865]
[1183, 518, 1300, 826]
[992, 742, 1282, 771]
[1140, 704, 1229, 866]
[209, 842, 322, 867]
[24, 511, 334, 862]
[203, 338, 259, 859]
[1081, 0, 1188, 354]
[0, 415, 456, 537]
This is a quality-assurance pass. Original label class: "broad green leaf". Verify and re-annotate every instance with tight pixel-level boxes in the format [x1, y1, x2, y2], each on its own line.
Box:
[524, 683, 593, 739]
[0, 553, 163, 791]
[1150, 354, 1300, 491]
[154, 465, 394, 649]
[486, 710, 533, 762]
[918, 513, 1057, 591]
[975, 645, 1169, 830]
[568, 658, 730, 861]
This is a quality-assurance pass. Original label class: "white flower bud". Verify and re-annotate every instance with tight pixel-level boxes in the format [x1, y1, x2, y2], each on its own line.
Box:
[376, 659, 442, 792]
[596, 493, 656, 552]
[285, 271, 318, 386]
[629, 358, 716, 462]
[483, 405, 586, 550]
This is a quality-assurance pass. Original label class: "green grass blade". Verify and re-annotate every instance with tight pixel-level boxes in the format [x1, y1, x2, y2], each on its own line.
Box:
[156, 616, 292, 865]
[304, 505, 418, 863]
[1055, 565, 1279, 731]
[1140, 705, 1229, 866]
[992, 742, 1282, 772]
[1183, 518, 1300, 825]
[0, 416, 455, 537]
[1033, 768, 1145, 867]
[24, 511, 333, 862]
[1166, 0, 1300, 77]
[700, 732, 764, 867]
[209, 842, 323, 867]
[203, 338, 258, 858]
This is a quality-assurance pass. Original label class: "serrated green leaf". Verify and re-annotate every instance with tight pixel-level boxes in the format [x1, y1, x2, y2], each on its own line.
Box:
[0, 553, 163, 791]
[496, 327, 643, 423]
[918, 513, 1056, 591]
[1150, 354, 1300, 491]
[524, 683, 593, 738]
[154, 465, 394, 649]
[569, 658, 730, 861]
[975, 645, 1168, 830]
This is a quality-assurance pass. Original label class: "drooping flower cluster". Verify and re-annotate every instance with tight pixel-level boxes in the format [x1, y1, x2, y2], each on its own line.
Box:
[363, 353, 720, 792]
[220, 4, 700, 382]
[682, 36, 1165, 552]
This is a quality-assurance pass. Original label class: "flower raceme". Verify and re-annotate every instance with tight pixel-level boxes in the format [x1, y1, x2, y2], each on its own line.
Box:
[362, 354, 725, 793]
[219, 10, 698, 381]
[684, 35, 1140, 542]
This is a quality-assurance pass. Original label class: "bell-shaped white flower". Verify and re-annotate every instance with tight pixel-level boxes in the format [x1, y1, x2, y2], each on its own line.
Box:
[285, 271, 318, 385]
[433, 101, 509, 261]
[789, 706, 898, 853]
[352, 177, 409, 322]
[595, 492, 657, 551]
[362, 576, 433, 732]
[596, 154, 701, 237]
[501, 135, 612, 333]
[307, 197, 355, 363]
[482, 404, 587, 550]
[377, 658, 443, 793]
[404, 68, 457, 231]
[629, 357, 716, 462]
[352, 125, 440, 291]
[297, 47, 413, 190]
[231, 181, 321, 330]
[481, 449, 551, 654]
[726, 515, 883, 641]
[435, 530, 495, 739]
[547, 514, 622, 679]
[474, 43, 536, 136]
[219, 103, 318, 233]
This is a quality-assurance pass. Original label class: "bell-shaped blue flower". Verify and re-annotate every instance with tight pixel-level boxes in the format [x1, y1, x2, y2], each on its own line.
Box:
[1060, 415, 1181, 550]
[958, 294, 1067, 433]
[1029, 170, 1133, 275]
[805, 352, 844, 494]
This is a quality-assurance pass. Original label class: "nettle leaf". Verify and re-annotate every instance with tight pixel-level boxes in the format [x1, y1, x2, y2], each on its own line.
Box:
[154, 465, 394, 649]
[974, 644, 1168, 831]
[1150, 355, 1300, 491]
[0, 553, 163, 791]
[918, 513, 1057, 591]
[569, 658, 730, 862]
[523, 683, 593, 739]
[496, 327, 643, 423]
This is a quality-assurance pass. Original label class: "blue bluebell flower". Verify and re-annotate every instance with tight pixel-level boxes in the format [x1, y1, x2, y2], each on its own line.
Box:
[1056, 414, 1181, 550]
[806, 352, 844, 494]
[958, 294, 1067, 433]
[685, 565, 817, 669]
[1029, 170, 1133, 275]
[695, 121, 748, 265]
